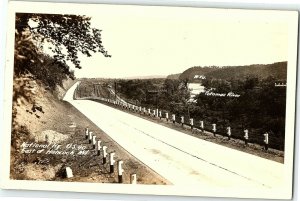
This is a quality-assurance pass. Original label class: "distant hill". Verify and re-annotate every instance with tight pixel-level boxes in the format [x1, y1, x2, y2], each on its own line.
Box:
[166, 73, 181, 79]
[178, 62, 287, 82]
[122, 75, 167, 79]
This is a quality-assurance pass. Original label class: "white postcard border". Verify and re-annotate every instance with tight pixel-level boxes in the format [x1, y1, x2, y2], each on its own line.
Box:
[1, 1, 298, 199]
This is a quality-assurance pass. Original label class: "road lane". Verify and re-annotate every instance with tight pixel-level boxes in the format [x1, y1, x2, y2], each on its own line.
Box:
[64, 82, 283, 188]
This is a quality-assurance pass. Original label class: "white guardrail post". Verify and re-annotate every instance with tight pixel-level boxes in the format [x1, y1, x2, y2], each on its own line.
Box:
[172, 114, 176, 124]
[102, 146, 108, 164]
[263, 132, 269, 150]
[244, 129, 249, 145]
[89, 131, 93, 144]
[181, 116, 184, 127]
[130, 173, 137, 184]
[85, 127, 89, 139]
[92, 135, 96, 149]
[109, 152, 116, 173]
[65, 167, 73, 178]
[227, 126, 231, 140]
[118, 160, 124, 183]
[212, 124, 216, 136]
[200, 120, 204, 132]
[97, 140, 102, 156]
[190, 118, 194, 130]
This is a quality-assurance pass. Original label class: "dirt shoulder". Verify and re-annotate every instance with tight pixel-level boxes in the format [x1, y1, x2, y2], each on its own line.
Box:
[93, 100, 284, 164]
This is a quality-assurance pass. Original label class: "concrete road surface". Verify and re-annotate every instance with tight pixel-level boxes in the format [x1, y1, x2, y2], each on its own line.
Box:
[64, 82, 284, 188]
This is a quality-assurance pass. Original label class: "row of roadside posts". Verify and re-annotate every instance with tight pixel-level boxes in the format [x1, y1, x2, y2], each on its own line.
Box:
[84, 127, 137, 184]
[100, 98, 270, 151]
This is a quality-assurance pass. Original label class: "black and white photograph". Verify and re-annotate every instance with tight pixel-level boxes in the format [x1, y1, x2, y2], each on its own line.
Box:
[1, 1, 298, 199]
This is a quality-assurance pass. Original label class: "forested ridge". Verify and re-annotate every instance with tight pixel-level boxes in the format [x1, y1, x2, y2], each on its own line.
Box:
[178, 62, 287, 82]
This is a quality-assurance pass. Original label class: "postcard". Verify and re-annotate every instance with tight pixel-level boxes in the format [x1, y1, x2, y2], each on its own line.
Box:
[1, 1, 298, 199]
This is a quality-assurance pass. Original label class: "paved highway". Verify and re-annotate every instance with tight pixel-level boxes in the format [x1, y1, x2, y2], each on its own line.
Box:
[64, 82, 283, 188]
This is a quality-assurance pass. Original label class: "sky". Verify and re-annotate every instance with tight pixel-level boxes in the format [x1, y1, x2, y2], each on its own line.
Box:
[70, 5, 289, 78]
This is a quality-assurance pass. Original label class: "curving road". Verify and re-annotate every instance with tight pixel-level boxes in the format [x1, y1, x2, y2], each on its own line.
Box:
[64, 82, 283, 188]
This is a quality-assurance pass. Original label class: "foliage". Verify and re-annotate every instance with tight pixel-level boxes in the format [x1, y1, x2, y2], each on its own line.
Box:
[14, 13, 110, 104]
[77, 78, 190, 110]
[115, 79, 190, 109]
[14, 30, 41, 75]
[78, 75, 286, 150]
[195, 76, 286, 150]
[176, 62, 287, 83]
[15, 13, 110, 73]
[12, 13, 110, 143]
[166, 73, 181, 79]
[205, 62, 287, 81]
[30, 55, 75, 91]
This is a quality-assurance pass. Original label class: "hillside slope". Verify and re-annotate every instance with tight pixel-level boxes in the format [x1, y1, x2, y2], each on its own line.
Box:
[206, 62, 287, 80]
[10, 77, 168, 184]
[166, 73, 181, 79]
[178, 62, 287, 82]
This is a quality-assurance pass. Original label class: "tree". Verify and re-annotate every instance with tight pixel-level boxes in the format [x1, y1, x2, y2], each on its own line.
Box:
[12, 13, 111, 144]
[15, 13, 111, 75]
[14, 13, 111, 103]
